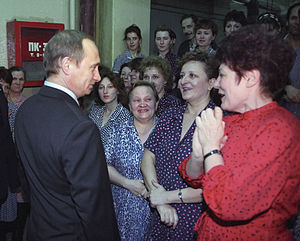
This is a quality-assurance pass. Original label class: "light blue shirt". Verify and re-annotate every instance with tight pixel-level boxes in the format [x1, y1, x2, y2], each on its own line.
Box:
[44, 80, 79, 105]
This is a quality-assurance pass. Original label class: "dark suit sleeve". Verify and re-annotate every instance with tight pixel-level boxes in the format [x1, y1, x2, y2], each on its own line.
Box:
[177, 40, 189, 58]
[62, 120, 119, 241]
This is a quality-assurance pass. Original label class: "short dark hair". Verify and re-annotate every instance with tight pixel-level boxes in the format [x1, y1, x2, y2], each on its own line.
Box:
[43, 30, 93, 77]
[139, 56, 173, 92]
[128, 57, 143, 71]
[180, 14, 198, 25]
[128, 80, 159, 104]
[287, 2, 300, 21]
[180, 51, 219, 80]
[123, 24, 142, 40]
[223, 10, 247, 31]
[9, 66, 26, 81]
[93, 65, 127, 106]
[216, 24, 295, 99]
[195, 19, 218, 36]
[119, 62, 131, 74]
[0, 67, 13, 85]
[154, 25, 174, 40]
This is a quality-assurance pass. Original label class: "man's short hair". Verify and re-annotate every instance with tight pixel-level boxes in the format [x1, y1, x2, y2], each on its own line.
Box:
[180, 14, 198, 25]
[154, 25, 175, 40]
[287, 2, 300, 22]
[43, 30, 93, 77]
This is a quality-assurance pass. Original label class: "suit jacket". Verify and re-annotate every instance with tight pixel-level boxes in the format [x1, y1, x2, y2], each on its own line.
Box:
[0, 86, 19, 204]
[15, 86, 120, 241]
[177, 39, 190, 58]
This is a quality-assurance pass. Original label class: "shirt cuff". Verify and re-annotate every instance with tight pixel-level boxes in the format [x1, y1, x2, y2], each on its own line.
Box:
[178, 155, 204, 188]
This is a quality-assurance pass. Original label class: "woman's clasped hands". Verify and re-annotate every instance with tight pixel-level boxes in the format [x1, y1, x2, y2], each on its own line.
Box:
[149, 180, 178, 229]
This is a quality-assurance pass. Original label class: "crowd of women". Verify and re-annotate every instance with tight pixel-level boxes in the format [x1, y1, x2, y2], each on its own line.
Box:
[0, 66, 30, 241]
[81, 2, 300, 241]
[1, 2, 300, 241]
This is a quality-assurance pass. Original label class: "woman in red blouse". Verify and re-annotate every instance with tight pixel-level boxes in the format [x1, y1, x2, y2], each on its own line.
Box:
[179, 25, 300, 240]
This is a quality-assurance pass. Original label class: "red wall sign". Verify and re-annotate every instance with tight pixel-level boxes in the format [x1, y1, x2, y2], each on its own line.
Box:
[7, 20, 64, 87]
[21, 38, 50, 61]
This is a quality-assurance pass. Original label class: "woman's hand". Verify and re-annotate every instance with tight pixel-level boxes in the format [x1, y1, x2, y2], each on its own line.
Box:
[191, 121, 203, 162]
[156, 204, 178, 229]
[124, 179, 149, 198]
[196, 107, 226, 153]
[149, 180, 167, 207]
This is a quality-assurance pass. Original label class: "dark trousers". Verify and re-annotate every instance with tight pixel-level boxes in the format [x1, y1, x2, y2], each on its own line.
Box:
[12, 203, 30, 241]
[0, 220, 15, 241]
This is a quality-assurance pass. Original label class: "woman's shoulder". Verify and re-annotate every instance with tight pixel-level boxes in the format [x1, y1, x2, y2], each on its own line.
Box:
[224, 102, 300, 134]
[113, 104, 131, 119]
[115, 49, 130, 59]
[159, 103, 185, 121]
[111, 116, 135, 134]
[89, 103, 104, 115]
[160, 93, 183, 106]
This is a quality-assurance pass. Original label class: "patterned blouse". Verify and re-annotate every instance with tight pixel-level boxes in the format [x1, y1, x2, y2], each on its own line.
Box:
[88, 103, 131, 150]
[157, 93, 183, 118]
[8, 94, 27, 107]
[179, 102, 300, 241]
[144, 101, 216, 240]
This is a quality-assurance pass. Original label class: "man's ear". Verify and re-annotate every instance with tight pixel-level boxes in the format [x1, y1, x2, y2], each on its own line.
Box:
[244, 69, 260, 88]
[60, 56, 72, 75]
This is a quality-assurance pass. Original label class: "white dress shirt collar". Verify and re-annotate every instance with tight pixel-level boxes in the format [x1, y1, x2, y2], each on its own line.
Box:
[44, 80, 79, 105]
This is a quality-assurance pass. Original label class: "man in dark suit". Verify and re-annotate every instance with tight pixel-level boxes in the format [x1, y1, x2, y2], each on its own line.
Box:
[177, 14, 198, 58]
[15, 30, 120, 241]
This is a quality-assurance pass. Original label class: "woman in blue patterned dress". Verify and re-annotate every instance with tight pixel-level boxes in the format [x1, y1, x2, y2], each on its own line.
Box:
[89, 66, 131, 150]
[141, 52, 219, 240]
[105, 81, 159, 241]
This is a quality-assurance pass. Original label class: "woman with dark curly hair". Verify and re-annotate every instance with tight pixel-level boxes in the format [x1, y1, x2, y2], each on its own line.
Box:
[139, 56, 183, 117]
[223, 10, 247, 37]
[179, 25, 300, 241]
[89, 65, 131, 150]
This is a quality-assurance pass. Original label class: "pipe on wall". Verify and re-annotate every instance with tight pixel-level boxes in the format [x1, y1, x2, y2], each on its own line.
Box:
[69, 0, 76, 29]
[80, 0, 95, 36]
